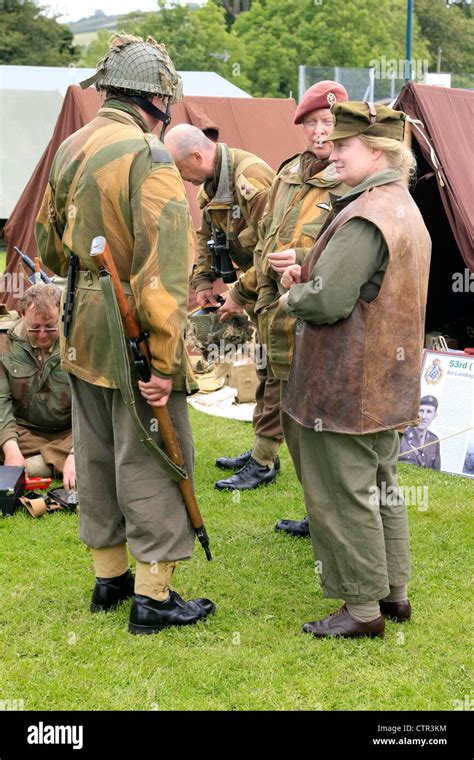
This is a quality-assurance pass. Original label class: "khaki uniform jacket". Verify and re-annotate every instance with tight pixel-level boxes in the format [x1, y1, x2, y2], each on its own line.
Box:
[254, 154, 347, 379]
[0, 320, 71, 448]
[400, 427, 441, 470]
[35, 104, 196, 391]
[191, 144, 274, 307]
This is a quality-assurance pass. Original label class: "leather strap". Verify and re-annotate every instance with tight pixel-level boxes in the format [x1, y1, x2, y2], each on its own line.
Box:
[98, 271, 187, 482]
[367, 102, 377, 124]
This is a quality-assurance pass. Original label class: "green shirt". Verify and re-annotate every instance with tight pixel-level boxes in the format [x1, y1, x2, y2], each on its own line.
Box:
[284, 170, 402, 324]
[0, 320, 71, 448]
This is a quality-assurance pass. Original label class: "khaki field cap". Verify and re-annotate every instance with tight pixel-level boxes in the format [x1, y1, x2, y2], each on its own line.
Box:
[323, 101, 406, 142]
[79, 33, 183, 103]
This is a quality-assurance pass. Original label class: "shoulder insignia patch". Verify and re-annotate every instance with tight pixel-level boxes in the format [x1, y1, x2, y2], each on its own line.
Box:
[144, 133, 172, 165]
[151, 148, 173, 164]
[236, 174, 259, 200]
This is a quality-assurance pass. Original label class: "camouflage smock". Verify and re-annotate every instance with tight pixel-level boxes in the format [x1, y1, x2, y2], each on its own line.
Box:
[0, 320, 71, 448]
[35, 102, 195, 391]
[191, 144, 274, 307]
[254, 154, 347, 380]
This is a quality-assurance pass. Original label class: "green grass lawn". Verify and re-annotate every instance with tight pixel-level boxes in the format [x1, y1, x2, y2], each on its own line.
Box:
[0, 408, 472, 711]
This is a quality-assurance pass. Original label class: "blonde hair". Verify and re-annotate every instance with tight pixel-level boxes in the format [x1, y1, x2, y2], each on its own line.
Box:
[358, 134, 417, 183]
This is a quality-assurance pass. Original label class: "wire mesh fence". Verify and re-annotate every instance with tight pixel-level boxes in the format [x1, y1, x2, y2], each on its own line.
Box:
[299, 65, 472, 102]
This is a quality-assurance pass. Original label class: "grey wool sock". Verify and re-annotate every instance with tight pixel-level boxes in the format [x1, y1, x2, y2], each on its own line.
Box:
[383, 585, 408, 602]
[346, 601, 381, 623]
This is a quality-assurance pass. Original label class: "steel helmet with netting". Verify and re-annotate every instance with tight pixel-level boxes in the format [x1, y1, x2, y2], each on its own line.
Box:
[79, 33, 183, 103]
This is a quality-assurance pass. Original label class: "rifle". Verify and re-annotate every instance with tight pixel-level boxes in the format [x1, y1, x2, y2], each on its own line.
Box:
[90, 236, 212, 561]
[62, 253, 79, 338]
[14, 246, 53, 284]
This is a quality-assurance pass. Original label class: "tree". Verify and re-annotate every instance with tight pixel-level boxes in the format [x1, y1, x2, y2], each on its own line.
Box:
[81, 1, 253, 93]
[79, 28, 113, 68]
[447, 0, 472, 17]
[222, 0, 252, 17]
[0, 0, 80, 66]
[79, 0, 472, 99]
[210, 0, 254, 27]
[233, 0, 430, 97]
[414, 0, 474, 76]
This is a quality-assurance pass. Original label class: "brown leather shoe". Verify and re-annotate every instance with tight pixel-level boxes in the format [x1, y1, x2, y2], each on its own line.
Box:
[303, 605, 385, 639]
[379, 599, 411, 623]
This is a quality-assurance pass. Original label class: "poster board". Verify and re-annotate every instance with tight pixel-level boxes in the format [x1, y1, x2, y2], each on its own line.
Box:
[400, 350, 474, 478]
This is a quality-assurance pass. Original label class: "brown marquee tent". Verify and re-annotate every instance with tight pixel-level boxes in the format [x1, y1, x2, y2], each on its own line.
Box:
[394, 83, 473, 348]
[3, 85, 306, 310]
[3, 83, 473, 347]
[395, 82, 473, 271]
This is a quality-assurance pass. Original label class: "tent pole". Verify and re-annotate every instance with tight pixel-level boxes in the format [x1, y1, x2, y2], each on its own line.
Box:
[298, 65, 306, 103]
[405, 0, 414, 82]
[403, 119, 412, 187]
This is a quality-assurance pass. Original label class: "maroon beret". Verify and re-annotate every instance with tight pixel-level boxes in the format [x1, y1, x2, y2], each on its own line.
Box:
[294, 80, 349, 125]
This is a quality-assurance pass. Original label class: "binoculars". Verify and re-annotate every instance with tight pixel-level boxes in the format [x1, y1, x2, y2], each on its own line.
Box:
[208, 229, 237, 284]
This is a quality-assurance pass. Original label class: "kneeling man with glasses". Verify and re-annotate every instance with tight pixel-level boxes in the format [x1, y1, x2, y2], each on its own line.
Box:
[0, 283, 75, 488]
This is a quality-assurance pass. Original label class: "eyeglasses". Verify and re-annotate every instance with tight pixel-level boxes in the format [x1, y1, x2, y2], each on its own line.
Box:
[25, 324, 59, 333]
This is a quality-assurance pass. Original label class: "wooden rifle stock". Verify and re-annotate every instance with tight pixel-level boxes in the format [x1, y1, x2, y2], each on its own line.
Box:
[90, 236, 212, 561]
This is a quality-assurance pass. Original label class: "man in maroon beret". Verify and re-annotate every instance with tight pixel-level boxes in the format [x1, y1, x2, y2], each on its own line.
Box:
[215, 81, 349, 504]
[252, 81, 349, 528]
[293, 80, 350, 125]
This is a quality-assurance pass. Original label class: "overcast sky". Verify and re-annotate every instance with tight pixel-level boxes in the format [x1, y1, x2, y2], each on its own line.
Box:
[48, 1, 205, 24]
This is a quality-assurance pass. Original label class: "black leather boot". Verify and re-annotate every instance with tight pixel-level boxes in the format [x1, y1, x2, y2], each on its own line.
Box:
[215, 450, 280, 472]
[215, 456, 278, 491]
[274, 516, 310, 537]
[129, 591, 216, 635]
[215, 449, 252, 470]
[90, 569, 135, 613]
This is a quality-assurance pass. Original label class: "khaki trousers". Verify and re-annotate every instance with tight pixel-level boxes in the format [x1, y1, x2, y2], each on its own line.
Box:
[252, 360, 284, 467]
[299, 427, 410, 604]
[70, 376, 195, 563]
[0, 425, 72, 476]
[253, 363, 284, 443]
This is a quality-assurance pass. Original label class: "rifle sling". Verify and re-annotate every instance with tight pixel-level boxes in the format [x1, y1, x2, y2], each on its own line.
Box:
[99, 272, 187, 483]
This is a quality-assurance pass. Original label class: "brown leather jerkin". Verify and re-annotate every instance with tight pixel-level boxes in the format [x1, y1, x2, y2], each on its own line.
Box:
[283, 181, 432, 434]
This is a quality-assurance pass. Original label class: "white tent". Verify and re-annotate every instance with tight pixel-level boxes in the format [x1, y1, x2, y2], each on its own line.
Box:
[0, 65, 251, 219]
[0, 89, 64, 219]
[0, 65, 251, 98]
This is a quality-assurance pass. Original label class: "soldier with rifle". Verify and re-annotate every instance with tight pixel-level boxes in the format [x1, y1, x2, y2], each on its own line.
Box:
[35, 34, 215, 635]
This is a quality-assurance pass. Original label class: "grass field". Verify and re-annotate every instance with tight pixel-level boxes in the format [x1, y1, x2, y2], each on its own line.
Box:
[0, 409, 472, 711]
